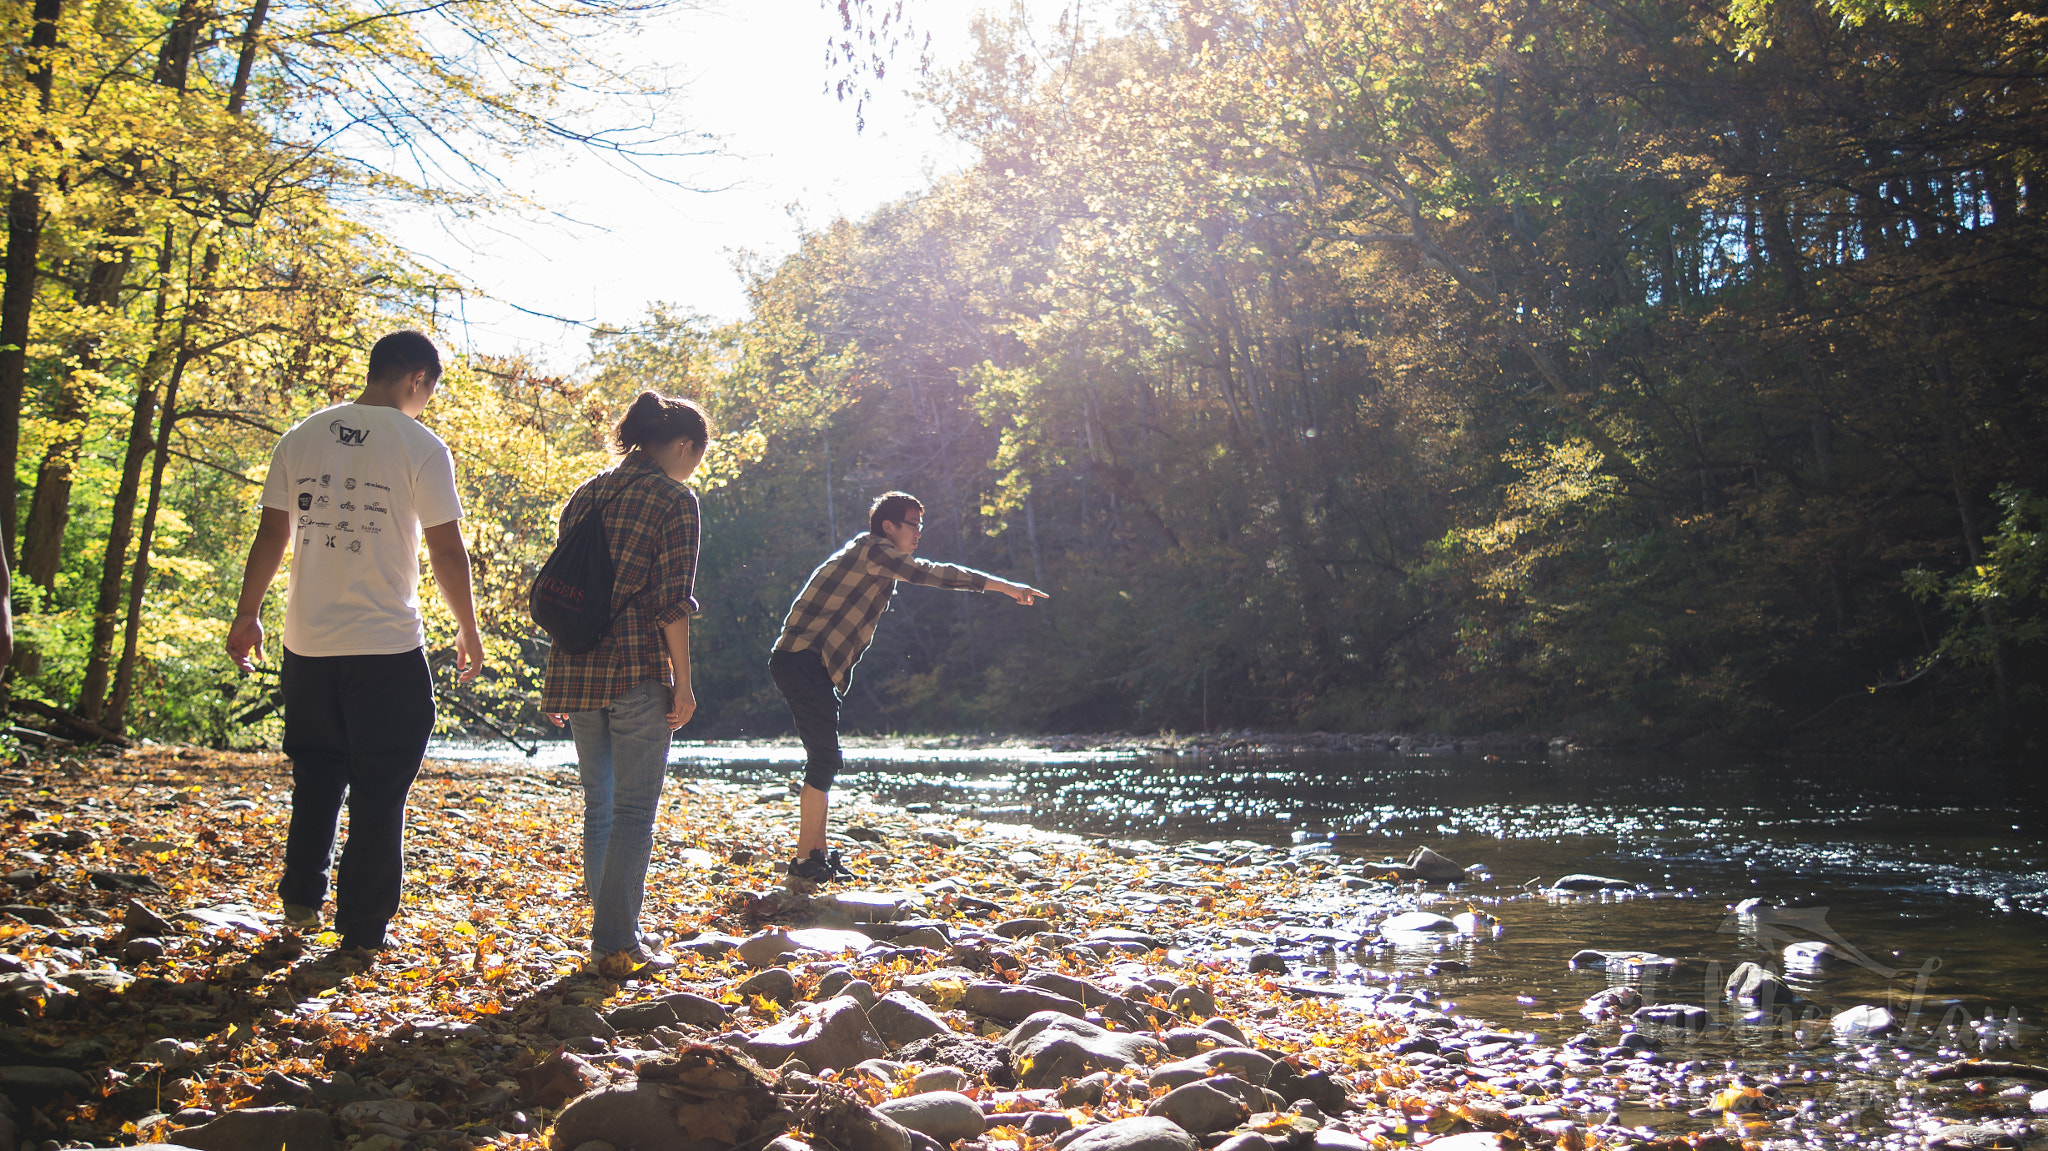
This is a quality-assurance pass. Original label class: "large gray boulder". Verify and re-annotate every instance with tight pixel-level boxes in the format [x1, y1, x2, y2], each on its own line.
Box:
[895, 1034, 1017, 1088]
[1146, 1080, 1247, 1134]
[999, 1011, 1169, 1088]
[163, 1106, 336, 1151]
[1147, 1048, 1274, 1088]
[1023, 971, 1113, 1006]
[548, 1004, 618, 1041]
[962, 982, 1085, 1022]
[869, 991, 951, 1047]
[551, 1044, 789, 1151]
[875, 1091, 986, 1143]
[0, 1065, 91, 1109]
[662, 991, 732, 1029]
[1065, 1116, 1200, 1151]
[745, 996, 888, 1072]
[738, 967, 799, 1004]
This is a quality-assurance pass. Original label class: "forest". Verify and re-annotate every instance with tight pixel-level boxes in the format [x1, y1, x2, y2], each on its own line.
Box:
[2, 0, 2044, 754]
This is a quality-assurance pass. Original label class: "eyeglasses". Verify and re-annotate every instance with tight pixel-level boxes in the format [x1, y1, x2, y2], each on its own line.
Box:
[901, 520, 924, 532]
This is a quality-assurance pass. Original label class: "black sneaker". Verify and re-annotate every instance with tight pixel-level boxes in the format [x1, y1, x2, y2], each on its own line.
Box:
[788, 849, 839, 884]
[822, 849, 854, 881]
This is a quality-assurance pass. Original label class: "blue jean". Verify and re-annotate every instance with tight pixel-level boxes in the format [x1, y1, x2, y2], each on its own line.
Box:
[567, 680, 672, 953]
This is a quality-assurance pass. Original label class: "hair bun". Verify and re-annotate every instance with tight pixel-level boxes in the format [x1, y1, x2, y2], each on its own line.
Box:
[611, 391, 712, 455]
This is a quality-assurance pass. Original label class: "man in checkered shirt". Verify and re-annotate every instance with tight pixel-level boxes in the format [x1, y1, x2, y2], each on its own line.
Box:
[770, 490, 1047, 883]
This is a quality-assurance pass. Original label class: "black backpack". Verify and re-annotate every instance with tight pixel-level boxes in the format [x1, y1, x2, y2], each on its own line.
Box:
[529, 477, 647, 654]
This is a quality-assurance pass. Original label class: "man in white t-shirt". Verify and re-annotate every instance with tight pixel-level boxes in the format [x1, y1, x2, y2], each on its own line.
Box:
[227, 330, 484, 956]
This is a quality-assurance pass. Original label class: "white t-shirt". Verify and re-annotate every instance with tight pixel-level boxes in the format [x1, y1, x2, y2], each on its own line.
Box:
[259, 402, 464, 657]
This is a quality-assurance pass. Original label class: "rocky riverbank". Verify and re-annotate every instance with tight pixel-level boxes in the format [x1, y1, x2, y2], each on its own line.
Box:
[0, 747, 2043, 1151]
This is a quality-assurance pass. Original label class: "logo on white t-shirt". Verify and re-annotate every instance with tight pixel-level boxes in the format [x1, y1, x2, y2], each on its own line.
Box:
[330, 419, 371, 446]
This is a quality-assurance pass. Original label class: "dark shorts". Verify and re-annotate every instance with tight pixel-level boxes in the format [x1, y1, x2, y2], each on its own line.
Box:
[769, 648, 842, 792]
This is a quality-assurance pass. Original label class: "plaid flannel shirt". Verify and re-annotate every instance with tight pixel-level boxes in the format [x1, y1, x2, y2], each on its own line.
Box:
[774, 532, 993, 692]
[541, 451, 701, 713]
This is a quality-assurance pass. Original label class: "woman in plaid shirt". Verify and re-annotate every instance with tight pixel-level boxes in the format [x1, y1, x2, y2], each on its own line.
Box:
[542, 391, 709, 977]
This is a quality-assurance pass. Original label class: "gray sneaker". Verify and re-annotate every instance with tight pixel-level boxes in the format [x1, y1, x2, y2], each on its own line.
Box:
[282, 903, 320, 931]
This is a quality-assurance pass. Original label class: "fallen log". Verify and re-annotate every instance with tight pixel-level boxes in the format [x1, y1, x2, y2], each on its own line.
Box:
[9, 698, 133, 748]
[1926, 1060, 2048, 1084]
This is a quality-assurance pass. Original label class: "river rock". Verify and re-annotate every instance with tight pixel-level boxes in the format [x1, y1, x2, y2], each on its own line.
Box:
[898, 967, 979, 1004]
[606, 1000, 681, 1031]
[548, 1005, 618, 1041]
[1580, 986, 1642, 1020]
[1084, 928, 1169, 952]
[1147, 1080, 1248, 1134]
[789, 928, 874, 953]
[1567, 949, 1673, 970]
[1025, 971, 1113, 1006]
[826, 891, 925, 923]
[1200, 1018, 1248, 1044]
[804, 1084, 914, 1151]
[895, 1034, 1018, 1088]
[1550, 875, 1637, 892]
[993, 917, 1053, 938]
[1247, 951, 1288, 974]
[124, 898, 177, 936]
[1267, 1063, 1351, 1114]
[1405, 1135, 1508, 1151]
[1832, 1004, 1898, 1038]
[1000, 1011, 1169, 1087]
[661, 991, 731, 1028]
[163, 1105, 336, 1151]
[1168, 985, 1216, 1017]
[911, 1066, 969, 1093]
[1380, 912, 1457, 934]
[1149, 1048, 1274, 1088]
[739, 929, 802, 966]
[1632, 1003, 1711, 1028]
[1065, 1116, 1200, 1151]
[875, 1091, 986, 1142]
[1725, 962, 1797, 1007]
[1924, 1125, 2025, 1150]
[869, 991, 951, 1047]
[555, 1044, 789, 1151]
[1783, 941, 1840, 970]
[338, 1098, 416, 1129]
[745, 996, 888, 1072]
[0, 1065, 91, 1108]
[963, 981, 1085, 1021]
[738, 967, 798, 1004]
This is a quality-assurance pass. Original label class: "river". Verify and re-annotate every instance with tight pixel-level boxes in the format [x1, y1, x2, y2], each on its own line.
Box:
[429, 738, 2048, 1135]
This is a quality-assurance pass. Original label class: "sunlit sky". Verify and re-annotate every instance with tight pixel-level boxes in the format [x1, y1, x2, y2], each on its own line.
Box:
[390, 0, 1076, 375]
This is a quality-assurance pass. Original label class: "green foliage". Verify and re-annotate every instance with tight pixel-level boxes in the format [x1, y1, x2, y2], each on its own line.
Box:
[1907, 490, 2048, 665]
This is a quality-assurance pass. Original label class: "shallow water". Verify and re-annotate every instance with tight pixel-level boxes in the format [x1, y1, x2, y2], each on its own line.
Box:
[432, 740, 2048, 1110]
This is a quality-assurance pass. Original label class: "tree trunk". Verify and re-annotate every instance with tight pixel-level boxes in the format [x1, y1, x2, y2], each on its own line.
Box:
[108, 349, 190, 727]
[0, 0, 64, 567]
[77, 233, 180, 721]
[17, 243, 134, 590]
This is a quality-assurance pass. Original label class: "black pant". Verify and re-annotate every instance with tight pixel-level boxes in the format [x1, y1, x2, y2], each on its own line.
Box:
[770, 648, 843, 792]
[278, 647, 435, 949]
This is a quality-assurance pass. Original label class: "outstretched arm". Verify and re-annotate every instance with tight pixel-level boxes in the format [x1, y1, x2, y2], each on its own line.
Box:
[227, 507, 292, 672]
[423, 519, 485, 683]
[867, 541, 1048, 603]
[984, 576, 1049, 606]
